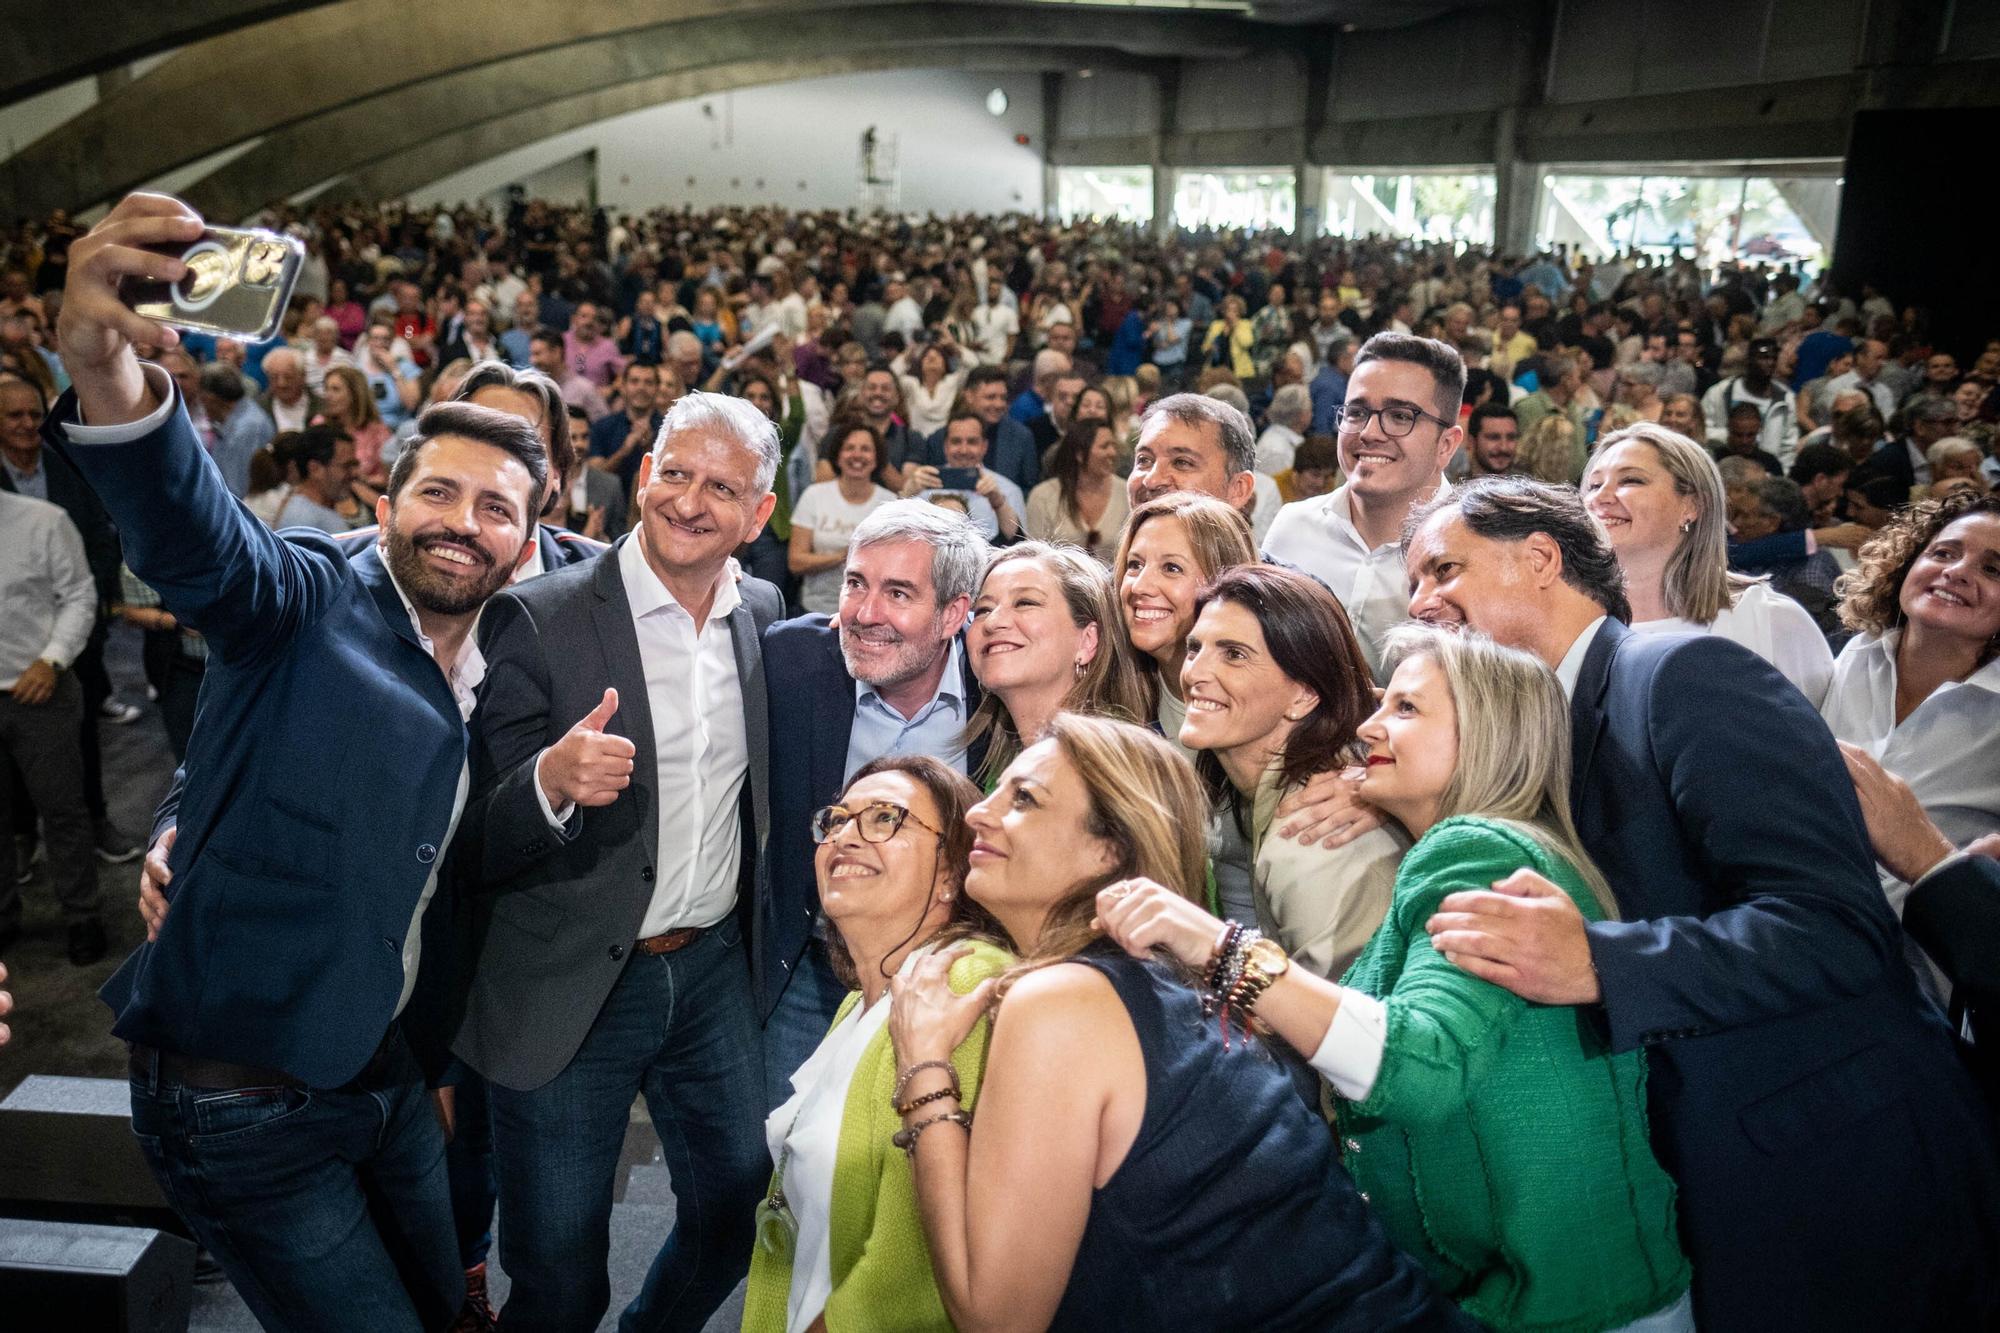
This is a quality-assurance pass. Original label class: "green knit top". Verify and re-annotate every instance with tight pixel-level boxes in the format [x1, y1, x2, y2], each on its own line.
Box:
[741, 940, 1012, 1333]
[1336, 816, 1689, 1332]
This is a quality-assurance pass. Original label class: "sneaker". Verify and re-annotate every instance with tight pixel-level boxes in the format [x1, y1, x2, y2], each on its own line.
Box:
[99, 699, 144, 725]
[95, 819, 143, 864]
[68, 917, 108, 966]
[448, 1263, 497, 1333]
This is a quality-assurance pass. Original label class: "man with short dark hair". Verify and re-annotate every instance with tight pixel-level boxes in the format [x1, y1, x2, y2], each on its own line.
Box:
[1713, 402, 1783, 475]
[1702, 336, 1799, 466]
[50, 192, 553, 1332]
[919, 363, 1038, 491]
[1265, 332, 1463, 679]
[585, 359, 662, 491]
[529, 327, 608, 421]
[195, 362, 274, 498]
[1400, 475, 2000, 1330]
[1452, 401, 1520, 480]
[901, 409, 1024, 542]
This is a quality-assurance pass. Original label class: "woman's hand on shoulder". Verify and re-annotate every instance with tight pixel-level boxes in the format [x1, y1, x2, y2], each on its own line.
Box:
[1276, 765, 1387, 848]
[1094, 878, 1225, 971]
[890, 947, 998, 1067]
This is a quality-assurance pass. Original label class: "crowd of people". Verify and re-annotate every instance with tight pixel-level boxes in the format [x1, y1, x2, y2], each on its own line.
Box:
[2, 188, 1998, 1333]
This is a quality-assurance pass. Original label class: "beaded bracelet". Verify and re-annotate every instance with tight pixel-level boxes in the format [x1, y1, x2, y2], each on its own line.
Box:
[895, 1084, 961, 1117]
[892, 1059, 959, 1110]
[892, 1108, 972, 1157]
[1206, 920, 1245, 991]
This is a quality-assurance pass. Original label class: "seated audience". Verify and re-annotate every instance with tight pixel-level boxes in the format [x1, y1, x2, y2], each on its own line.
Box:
[1025, 416, 1129, 564]
[900, 409, 1026, 543]
[268, 425, 357, 533]
[742, 757, 1010, 1333]
[886, 714, 1473, 1331]
[1584, 423, 1834, 703]
[1274, 432, 1340, 504]
[789, 422, 896, 614]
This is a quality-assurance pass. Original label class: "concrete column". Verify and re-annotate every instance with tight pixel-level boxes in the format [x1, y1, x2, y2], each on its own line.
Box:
[1295, 164, 1325, 239]
[1041, 71, 1062, 221]
[1296, 46, 1332, 239]
[1491, 99, 1544, 255]
[1150, 61, 1180, 240]
[1150, 165, 1177, 239]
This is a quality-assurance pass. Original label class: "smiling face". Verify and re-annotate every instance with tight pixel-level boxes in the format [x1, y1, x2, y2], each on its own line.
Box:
[839, 539, 966, 692]
[816, 770, 951, 942]
[1178, 598, 1315, 776]
[969, 559, 1097, 700]
[964, 738, 1117, 940]
[835, 428, 878, 481]
[635, 429, 775, 585]
[1087, 424, 1120, 478]
[1582, 440, 1697, 565]
[1128, 416, 1250, 510]
[1405, 509, 1545, 651]
[378, 434, 537, 616]
[943, 417, 988, 469]
[1354, 653, 1459, 836]
[1898, 512, 2000, 648]
[1469, 413, 1519, 474]
[1337, 357, 1461, 506]
[1119, 516, 1206, 667]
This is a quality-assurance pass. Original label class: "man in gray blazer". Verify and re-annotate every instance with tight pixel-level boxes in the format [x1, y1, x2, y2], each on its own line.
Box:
[455, 391, 782, 1333]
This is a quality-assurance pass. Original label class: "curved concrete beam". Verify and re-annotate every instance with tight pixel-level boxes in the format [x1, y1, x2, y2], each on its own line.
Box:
[179, 5, 1264, 219]
[10, 0, 1266, 217]
[0, 1, 340, 104]
[332, 46, 1146, 205]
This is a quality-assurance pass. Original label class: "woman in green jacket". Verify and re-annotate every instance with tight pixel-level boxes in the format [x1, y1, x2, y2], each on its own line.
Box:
[1094, 625, 1691, 1332]
[743, 755, 1011, 1333]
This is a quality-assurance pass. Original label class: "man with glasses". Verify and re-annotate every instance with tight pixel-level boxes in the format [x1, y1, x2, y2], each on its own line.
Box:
[1263, 332, 1464, 680]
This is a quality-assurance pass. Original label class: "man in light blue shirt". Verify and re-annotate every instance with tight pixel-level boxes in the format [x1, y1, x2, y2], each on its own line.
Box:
[196, 363, 275, 498]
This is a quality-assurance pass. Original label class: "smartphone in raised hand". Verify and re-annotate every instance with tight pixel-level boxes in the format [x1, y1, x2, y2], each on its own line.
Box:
[124, 225, 303, 342]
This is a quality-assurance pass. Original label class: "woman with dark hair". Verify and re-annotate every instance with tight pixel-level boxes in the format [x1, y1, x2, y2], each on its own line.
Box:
[1097, 627, 1691, 1333]
[1178, 566, 1407, 980]
[788, 422, 896, 614]
[742, 756, 1009, 1333]
[1025, 416, 1129, 563]
[1822, 491, 2000, 937]
[891, 340, 964, 439]
[886, 715, 1471, 1332]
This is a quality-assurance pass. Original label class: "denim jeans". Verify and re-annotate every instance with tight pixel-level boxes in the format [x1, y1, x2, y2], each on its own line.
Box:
[441, 1061, 495, 1270]
[760, 936, 849, 1111]
[487, 917, 767, 1333]
[128, 1030, 460, 1333]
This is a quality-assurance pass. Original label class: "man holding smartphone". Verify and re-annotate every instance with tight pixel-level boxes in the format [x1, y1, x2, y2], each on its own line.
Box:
[899, 409, 1023, 543]
[48, 194, 550, 1333]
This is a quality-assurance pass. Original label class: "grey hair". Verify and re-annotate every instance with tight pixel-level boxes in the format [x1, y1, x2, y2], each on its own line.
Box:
[666, 329, 704, 357]
[1270, 382, 1313, 428]
[1927, 435, 1983, 472]
[1748, 475, 1810, 531]
[848, 498, 987, 608]
[1138, 392, 1257, 477]
[1408, 474, 1632, 624]
[1381, 624, 1619, 918]
[1033, 348, 1070, 386]
[653, 390, 781, 496]
[1594, 422, 1742, 624]
[1205, 383, 1251, 415]
[261, 346, 302, 374]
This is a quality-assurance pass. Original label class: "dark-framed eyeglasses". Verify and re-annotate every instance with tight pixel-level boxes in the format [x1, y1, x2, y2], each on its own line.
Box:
[810, 800, 945, 845]
[1333, 403, 1452, 438]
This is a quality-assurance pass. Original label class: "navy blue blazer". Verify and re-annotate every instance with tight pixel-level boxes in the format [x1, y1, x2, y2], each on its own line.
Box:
[760, 614, 985, 1020]
[1571, 617, 2000, 1330]
[48, 390, 472, 1089]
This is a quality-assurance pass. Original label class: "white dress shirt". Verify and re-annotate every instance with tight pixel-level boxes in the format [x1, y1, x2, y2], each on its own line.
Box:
[1255, 422, 1303, 475]
[1819, 628, 2000, 917]
[0, 490, 97, 687]
[1262, 481, 1449, 680]
[541, 539, 750, 936]
[1627, 582, 1834, 708]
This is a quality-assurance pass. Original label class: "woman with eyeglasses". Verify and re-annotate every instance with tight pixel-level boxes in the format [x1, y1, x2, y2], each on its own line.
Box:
[885, 714, 1471, 1332]
[742, 756, 1010, 1333]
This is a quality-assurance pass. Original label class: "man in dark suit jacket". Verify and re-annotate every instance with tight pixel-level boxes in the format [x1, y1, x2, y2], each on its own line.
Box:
[50, 192, 556, 1333]
[916, 363, 1040, 492]
[454, 391, 781, 1332]
[761, 498, 989, 1107]
[1405, 476, 2000, 1331]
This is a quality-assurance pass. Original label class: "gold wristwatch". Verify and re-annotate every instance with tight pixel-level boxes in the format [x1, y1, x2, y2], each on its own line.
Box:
[1233, 935, 1291, 1012]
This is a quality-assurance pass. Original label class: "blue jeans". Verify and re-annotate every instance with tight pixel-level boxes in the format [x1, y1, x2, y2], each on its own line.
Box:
[128, 1030, 460, 1333]
[487, 918, 767, 1333]
[441, 1061, 495, 1269]
[760, 937, 849, 1110]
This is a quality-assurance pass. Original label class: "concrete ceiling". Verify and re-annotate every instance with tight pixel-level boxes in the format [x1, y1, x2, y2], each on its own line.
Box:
[2, 0, 1282, 218]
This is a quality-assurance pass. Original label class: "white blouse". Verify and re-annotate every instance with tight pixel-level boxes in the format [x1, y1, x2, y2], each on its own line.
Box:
[764, 959, 900, 1333]
[1627, 580, 1835, 709]
[1819, 628, 2000, 916]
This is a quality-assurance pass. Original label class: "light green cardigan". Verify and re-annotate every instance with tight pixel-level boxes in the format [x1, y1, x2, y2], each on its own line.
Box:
[741, 940, 1012, 1333]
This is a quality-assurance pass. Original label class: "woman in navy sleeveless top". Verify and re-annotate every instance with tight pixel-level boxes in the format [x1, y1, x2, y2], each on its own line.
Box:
[886, 714, 1469, 1332]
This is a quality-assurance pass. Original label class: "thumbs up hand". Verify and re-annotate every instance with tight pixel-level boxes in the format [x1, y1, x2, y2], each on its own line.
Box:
[536, 688, 637, 810]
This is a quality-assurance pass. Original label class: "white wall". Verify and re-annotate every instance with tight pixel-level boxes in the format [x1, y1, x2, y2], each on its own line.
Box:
[408, 69, 1045, 216]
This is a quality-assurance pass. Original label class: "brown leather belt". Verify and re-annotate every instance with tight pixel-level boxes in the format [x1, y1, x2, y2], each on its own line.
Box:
[635, 926, 705, 956]
[128, 1025, 400, 1092]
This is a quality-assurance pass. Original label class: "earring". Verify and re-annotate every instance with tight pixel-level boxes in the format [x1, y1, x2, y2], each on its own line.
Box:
[1074, 659, 1087, 676]
[1680, 519, 1693, 533]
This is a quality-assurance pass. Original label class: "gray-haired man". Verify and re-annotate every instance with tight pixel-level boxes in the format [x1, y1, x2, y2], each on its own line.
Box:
[456, 390, 784, 1331]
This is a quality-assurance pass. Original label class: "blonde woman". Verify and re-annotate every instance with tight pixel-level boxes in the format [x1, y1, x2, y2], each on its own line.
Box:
[1583, 422, 1834, 705]
[963, 543, 1148, 789]
[886, 715, 1469, 1332]
[1200, 294, 1257, 381]
[1098, 628, 1691, 1333]
[1513, 410, 1580, 485]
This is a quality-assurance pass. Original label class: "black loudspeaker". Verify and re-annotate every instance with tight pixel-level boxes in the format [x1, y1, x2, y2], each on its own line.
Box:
[0, 1219, 195, 1332]
[0, 1075, 179, 1233]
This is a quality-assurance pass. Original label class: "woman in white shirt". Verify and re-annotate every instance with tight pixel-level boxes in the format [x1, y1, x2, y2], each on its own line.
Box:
[890, 341, 965, 440]
[1820, 492, 2000, 921]
[1025, 417, 1129, 565]
[1582, 421, 1834, 706]
[741, 756, 1010, 1333]
[788, 423, 896, 615]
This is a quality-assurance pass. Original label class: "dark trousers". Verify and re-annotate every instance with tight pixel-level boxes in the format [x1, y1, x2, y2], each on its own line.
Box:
[128, 1030, 461, 1333]
[486, 918, 767, 1333]
[73, 621, 111, 818]
[760, 937, 847, 1111]
[443, 1062, 495, 1270]
[0, 673, 99, 926]
[154, 652, 205, 764]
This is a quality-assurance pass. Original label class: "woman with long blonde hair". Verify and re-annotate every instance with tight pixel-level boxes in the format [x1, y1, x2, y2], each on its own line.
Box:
[887, 714, 1469, 1332]
[1097, 627, 1691, 1333]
